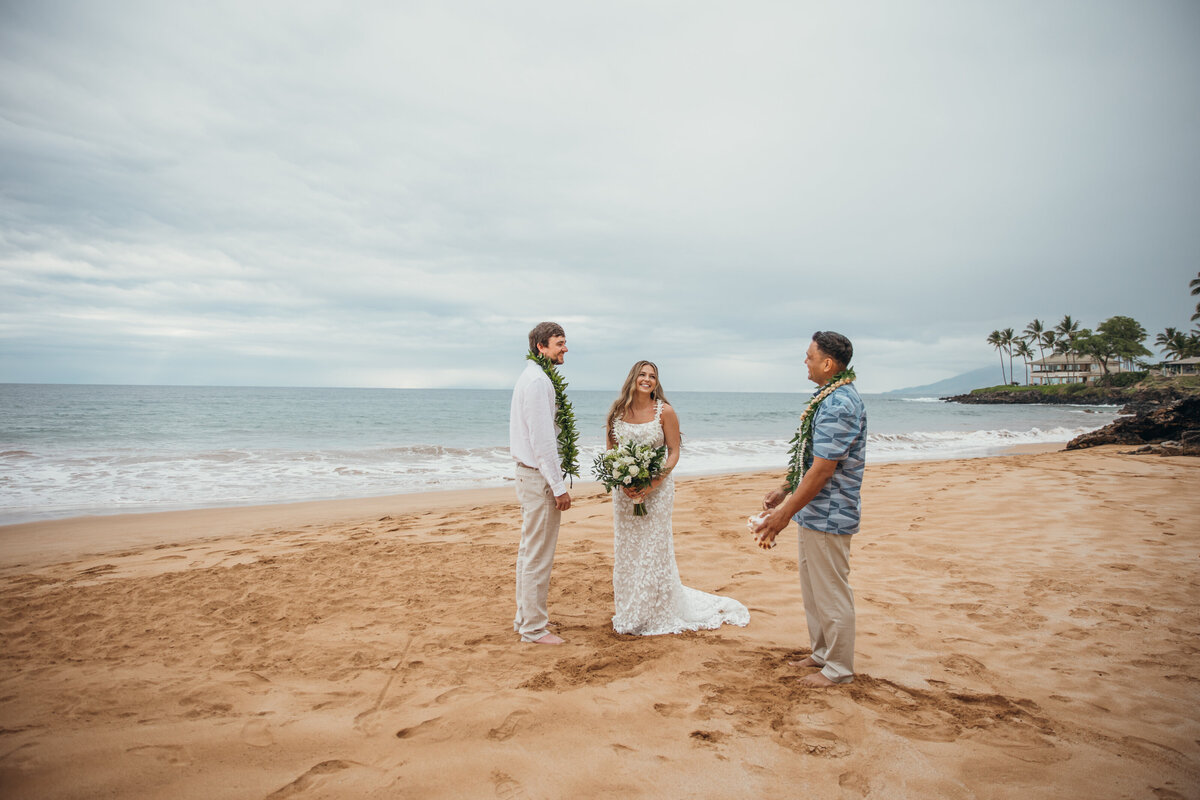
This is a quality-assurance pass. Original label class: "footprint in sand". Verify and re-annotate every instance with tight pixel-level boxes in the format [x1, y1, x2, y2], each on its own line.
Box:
[939, 653, 988, 677]
[433, 686, 470, 705]
[492, 771, 529, 800]
[653, 702, 687, 718]
[394, 716, 445, 740]
[487, 709, 531, 741]
[127, 744, 192, 766]
[227, 671, 271, 688]
[266, 760, 362, 798]
[241, 718, 274, 747]
[777, 727, 851, 758]
[1149, 790, 1188, 800]
[689, 730, 727, 748]
[839, 771, 871, 797]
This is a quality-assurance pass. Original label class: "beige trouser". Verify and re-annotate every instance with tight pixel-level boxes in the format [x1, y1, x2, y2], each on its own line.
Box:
[513, 464, 561, 642]
[797, 525, 855, 683]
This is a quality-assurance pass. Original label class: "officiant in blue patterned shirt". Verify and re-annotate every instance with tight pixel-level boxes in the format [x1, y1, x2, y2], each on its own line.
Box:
[753, 331, 867, 687]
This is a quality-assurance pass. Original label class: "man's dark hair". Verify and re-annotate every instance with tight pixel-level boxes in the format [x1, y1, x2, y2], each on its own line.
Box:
[528, 321, 566, 354]
[812, 331, 853, 369]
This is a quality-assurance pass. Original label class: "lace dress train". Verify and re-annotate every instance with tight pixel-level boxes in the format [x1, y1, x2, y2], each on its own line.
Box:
[611, 402, 750, 635]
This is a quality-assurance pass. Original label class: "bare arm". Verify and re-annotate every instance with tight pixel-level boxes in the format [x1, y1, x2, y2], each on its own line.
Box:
[752, 457, 838, 549]
[659, 404, 681, 475]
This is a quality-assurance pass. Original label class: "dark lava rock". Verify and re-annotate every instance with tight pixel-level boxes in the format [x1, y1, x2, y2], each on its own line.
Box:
[943, 386, 1188, 407]
[1066, 396, 1200, 452]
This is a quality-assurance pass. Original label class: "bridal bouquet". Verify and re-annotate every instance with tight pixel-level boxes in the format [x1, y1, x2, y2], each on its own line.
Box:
[592, 440, 668, 516]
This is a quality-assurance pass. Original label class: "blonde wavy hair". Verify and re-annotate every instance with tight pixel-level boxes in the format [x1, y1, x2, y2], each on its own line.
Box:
[605, 360, 671, 441]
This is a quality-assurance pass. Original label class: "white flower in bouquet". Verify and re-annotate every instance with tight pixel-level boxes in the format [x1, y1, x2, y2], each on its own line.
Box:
[591, 439, 668, 517]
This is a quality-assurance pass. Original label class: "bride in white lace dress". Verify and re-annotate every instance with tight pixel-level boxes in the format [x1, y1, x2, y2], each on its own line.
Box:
[605, 361, 750, 636]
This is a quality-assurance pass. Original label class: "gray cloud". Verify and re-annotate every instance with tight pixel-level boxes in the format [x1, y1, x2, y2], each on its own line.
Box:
[2, 1, 1198, 393]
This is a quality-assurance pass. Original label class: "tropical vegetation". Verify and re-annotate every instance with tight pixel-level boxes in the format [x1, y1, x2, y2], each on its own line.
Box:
[986, 272, 1200, 386]
[1159, 270, 1200, 359]
[987, 314, 1150, 386]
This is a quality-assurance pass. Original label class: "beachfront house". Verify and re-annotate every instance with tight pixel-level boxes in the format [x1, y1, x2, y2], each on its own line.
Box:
[1160, 356, 1200, 377]
[1030, 354, 1127, 385]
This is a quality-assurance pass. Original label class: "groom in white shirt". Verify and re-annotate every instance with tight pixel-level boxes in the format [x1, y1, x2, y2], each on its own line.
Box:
[509, 322, 572, 645]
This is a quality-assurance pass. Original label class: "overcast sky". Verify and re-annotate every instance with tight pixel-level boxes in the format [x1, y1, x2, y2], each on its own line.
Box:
[2, 1, 1197, 394]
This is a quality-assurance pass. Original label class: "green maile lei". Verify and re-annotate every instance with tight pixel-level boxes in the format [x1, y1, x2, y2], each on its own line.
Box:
[785, 368, 856, 492]
[526, 352, 580, 481]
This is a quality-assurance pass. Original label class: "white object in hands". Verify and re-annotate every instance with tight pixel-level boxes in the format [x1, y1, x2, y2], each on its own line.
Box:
[746, 511, 776, 549]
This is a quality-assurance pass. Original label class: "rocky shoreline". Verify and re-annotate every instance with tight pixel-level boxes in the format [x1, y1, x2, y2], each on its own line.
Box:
[1065, 395, 1200, 455]
[941, 386, 1188, 408]
[943, 384, 1200, 455]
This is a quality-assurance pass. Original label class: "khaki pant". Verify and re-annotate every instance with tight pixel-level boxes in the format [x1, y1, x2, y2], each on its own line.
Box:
[798, 525, 855, 683]
[513, 464, 561, 642]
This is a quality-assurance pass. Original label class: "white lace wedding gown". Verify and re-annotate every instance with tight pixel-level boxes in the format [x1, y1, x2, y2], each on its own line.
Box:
[611, 401, 750, 635]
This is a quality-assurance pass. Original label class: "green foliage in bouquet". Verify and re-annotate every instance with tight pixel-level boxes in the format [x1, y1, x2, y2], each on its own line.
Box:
[592, 440, 668, 516]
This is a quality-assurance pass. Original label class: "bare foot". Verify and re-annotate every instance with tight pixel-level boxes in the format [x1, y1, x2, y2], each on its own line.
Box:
[530, 633, 565, 645]
[788, 656, 821, 668]
[799, 672, 840, 688]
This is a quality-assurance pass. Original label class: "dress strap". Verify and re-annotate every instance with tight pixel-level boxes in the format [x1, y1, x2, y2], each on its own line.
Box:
[654, 399, 663, 422]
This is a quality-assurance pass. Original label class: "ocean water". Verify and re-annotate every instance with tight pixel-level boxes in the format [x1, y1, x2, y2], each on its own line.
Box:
[0, 384, 1119, 525]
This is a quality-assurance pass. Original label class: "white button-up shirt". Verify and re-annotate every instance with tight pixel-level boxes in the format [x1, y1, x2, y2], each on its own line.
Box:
[509, 361, 567, 496]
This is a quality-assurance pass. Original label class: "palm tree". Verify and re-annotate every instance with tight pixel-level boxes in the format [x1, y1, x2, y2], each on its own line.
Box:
[1040, 329, 1057, 352]
[1156, 327, 1184, 359]
[1024, 319, 1046, 362]
[987, 330, 1007, 385]
[1192, 271, 1200, 322]
[1038, 329, 1057, 379]
[1055, 315, 1081, 381]
[1054, 314, 1080, 344]
[1051, 332, 1077, 384]
[1001, 328, 1016, 385]
[1014, 339, 1035, 385]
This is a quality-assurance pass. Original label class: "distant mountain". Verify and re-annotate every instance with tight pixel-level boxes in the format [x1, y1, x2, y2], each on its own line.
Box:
[884, 366, 1006, 397]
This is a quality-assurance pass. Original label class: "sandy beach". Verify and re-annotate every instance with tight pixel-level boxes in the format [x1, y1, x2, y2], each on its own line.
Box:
[1, 446, 1197, 799]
